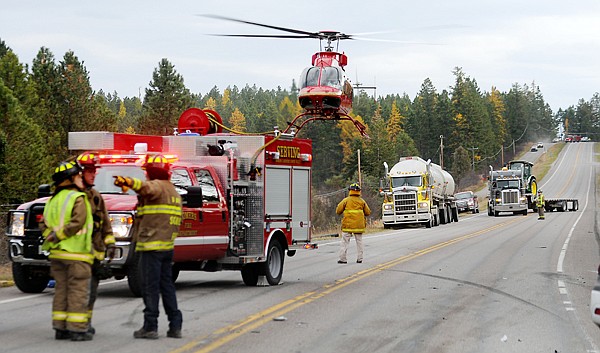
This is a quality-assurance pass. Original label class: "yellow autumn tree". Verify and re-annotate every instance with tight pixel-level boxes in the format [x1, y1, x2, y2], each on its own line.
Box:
[386, 100, 406, 140]
[488, 86, 507, 144]
[229, 107, 246, 132]
[338, 113, 367, 165]
[204, 97, 217, 111]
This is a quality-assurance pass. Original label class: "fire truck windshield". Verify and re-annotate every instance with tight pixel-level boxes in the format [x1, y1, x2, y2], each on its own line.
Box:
[392, 176, 422, 188]
[95, 165, 145, 195]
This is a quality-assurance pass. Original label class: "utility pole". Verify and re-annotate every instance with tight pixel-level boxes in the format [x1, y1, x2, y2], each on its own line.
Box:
[469, 147, 479, 171]
[357, 149, 362, 186]
[439, 135, 444, 169]
[501, 145, 504, 166]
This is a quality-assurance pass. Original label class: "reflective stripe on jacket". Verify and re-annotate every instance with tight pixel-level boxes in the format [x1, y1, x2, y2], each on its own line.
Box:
[536, 194, 545, 207]
[336, 190, 371, 234]
[131, 178, 182, 252]
[42, 189, 94, 264]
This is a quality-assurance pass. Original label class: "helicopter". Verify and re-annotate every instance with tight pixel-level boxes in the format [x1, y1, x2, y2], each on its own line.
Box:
[202, 15, 368, 137]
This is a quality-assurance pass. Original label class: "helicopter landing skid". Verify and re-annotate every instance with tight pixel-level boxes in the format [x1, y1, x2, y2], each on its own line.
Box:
[284, 112, 369, 138]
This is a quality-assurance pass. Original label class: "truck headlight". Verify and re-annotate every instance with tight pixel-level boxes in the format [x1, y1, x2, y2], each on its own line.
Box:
[418, 202, 429, 210]
[9, 212, 25, 237]
[110, 213, 134, 239]
[383, 204, 393, 211]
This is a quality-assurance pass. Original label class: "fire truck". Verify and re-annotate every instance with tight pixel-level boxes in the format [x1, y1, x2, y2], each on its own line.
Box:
[6, 109, 314, 296]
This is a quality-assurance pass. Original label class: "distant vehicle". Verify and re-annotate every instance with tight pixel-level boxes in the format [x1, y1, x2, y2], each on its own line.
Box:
[537, 142, 544, 148]
[581, 136, 590, 142]
[530, 146, 538, 152]
[552, 137, 561, 143]
[591, 265, 600, 326]
[454, 191, 479, 214]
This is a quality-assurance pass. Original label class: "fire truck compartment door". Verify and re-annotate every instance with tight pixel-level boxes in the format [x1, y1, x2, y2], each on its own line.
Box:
[292, 167, 310, 242]
[265, 167, 290, 216]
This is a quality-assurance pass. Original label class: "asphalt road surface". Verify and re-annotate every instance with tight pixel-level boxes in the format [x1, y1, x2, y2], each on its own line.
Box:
[1, 142, 598, 353]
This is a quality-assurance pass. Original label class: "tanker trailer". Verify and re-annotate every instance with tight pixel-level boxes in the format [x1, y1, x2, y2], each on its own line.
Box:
[380, 156, 458, 229]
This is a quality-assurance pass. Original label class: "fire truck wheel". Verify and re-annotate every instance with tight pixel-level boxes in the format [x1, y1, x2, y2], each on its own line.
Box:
[241, 264, 259, 286]
[262, 241, 284, 285]
[12, 263, 50, 293]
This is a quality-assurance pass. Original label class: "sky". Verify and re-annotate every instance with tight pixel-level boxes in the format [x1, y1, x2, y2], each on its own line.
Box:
[2, 0, 600, 111]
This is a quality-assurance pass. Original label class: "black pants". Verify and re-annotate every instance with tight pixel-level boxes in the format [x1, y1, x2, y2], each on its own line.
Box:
[139, 250, 182, 332]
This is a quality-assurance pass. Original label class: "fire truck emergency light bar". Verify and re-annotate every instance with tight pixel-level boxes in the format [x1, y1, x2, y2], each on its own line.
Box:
[68, 132, 164, 152]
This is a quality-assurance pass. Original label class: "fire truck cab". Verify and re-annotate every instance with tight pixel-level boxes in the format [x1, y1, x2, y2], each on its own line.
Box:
[6, 119, 313, 296]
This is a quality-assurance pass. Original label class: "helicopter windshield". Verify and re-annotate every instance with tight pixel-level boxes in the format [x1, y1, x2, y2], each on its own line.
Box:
[299, 66, 342, 89]
[320, 67, 342, 88]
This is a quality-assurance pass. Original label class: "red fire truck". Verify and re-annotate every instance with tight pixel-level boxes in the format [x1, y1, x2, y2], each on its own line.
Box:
[6, 109, 314, 296]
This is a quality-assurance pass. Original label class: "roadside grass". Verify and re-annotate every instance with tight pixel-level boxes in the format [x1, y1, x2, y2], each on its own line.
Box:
[0, 263, 13, 285]
[531, 143, 565, 182]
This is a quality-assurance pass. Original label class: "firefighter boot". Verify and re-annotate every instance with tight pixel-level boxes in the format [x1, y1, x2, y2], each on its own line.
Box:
[55, 329, 71, 340]
[134, 328, 159, 339]
[167, 329, 182, 338]
[71, 331, 93, 341]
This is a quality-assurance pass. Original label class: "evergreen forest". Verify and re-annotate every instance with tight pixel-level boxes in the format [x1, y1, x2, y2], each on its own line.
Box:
[1, 39, 599, 232]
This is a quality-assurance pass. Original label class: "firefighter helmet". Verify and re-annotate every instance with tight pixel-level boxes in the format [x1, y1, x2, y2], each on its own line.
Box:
[143, 154, 171, 180]
[538, 189, 542, 194]
[348, 183, 361, 191]
[52, 161, 82, 184]
[76, 152, 100, 169]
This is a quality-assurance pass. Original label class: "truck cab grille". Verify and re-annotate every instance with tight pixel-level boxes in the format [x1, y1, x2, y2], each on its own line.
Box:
[501, 190, 519, 204]
[394, 192, 417, 213]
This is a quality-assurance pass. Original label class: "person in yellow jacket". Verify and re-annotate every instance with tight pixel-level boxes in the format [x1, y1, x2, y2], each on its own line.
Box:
[336, 183, 371, 264]
[536, 189, 545, 220]
[76, 152, 116, 335]
[41, 160, 94, 341]
[114, 154, 183, 340]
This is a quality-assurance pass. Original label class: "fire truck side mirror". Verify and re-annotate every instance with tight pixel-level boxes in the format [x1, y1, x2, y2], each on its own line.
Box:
[186, 186, 203, 208]
[37, 184, 52, 198]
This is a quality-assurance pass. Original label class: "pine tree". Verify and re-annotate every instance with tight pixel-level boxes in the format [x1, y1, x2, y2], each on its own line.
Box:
[140, 58, 194, 135]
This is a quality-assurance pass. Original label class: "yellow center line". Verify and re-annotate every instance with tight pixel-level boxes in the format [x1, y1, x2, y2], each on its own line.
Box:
[171, 216, 523, 353]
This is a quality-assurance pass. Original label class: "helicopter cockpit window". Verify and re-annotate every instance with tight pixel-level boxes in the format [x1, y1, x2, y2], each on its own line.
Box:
[300, 67, 320, 88]
[321, 67, 342, 89]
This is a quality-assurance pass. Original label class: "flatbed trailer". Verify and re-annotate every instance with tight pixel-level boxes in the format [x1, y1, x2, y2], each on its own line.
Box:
[541, 198, 579, 212]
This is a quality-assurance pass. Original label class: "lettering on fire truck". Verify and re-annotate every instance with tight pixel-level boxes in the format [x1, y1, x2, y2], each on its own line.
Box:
[277, 146, 300, 159]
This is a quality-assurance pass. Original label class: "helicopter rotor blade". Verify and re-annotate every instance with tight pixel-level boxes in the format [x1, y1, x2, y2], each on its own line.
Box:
[200, 14, 320, 38]
[208, 34, 316, 39]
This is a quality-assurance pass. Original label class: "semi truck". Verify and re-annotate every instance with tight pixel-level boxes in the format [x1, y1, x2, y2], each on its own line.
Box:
[487, 159, 579, 216]
[380, 156, 458, 229]
[487, 166, 529, 216]
[6, 108, 315, 296]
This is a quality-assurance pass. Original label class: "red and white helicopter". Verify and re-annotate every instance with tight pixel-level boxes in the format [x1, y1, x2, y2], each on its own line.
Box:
[202, 15, 368, 136]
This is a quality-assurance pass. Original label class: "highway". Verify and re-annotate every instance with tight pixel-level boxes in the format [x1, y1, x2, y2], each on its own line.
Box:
[0, 142, 598, 353]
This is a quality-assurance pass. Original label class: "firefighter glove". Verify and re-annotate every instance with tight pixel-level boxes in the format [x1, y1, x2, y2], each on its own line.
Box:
[45, 231, 58, 243]
[113, 175, 134, 192]
[105, 244, 117, 262]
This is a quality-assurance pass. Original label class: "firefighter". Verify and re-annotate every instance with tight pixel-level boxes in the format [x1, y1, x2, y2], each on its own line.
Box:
[336, 182, 371, 264]
[41, 160, 94, 341]
[537, 189, 545, 220]
[76, 152, 117, 335]
[113, 154, 183, 339]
